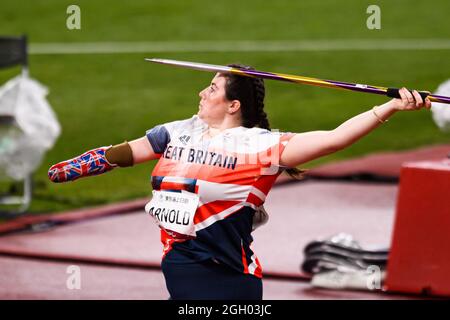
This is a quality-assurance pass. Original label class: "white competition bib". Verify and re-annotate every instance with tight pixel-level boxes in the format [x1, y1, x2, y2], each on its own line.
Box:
[145, 190, 199, 238]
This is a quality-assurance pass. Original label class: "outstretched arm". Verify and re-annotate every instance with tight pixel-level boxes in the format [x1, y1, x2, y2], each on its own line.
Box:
[280, 88, 432, 168]
[48, 136, 159, 183]
[129, 136, 160, 164]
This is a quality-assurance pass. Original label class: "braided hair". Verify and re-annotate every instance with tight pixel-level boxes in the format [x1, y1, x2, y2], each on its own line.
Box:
[220, 64, 303, 179]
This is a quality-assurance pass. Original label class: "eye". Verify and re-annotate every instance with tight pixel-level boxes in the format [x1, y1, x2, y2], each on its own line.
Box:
[209, 86, 215, 92]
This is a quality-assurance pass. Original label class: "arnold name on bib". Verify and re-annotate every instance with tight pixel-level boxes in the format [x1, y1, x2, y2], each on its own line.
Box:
[145, 190, 200, 238]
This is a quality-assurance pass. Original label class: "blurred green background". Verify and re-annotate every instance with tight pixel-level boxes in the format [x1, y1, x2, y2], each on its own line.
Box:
[0, 0, 449, 214]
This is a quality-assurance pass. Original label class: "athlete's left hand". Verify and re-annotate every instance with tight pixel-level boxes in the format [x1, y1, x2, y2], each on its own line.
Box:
[391, 87, 432, 111]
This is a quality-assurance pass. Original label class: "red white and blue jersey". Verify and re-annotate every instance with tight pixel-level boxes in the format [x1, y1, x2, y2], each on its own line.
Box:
[146, 115, 294, 278]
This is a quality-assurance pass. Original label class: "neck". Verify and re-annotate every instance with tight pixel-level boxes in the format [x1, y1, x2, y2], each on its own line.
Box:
[206, 117, 242, 138]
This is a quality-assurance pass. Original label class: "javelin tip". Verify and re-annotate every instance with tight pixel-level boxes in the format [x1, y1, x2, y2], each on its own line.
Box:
[145, 58, 165, 63]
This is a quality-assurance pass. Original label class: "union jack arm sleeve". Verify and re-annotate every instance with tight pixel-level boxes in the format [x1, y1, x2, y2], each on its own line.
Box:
[48, 146, 117, 183]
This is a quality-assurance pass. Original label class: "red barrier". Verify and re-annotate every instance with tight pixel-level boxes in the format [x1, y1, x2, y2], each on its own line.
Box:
[384, 159, 450, 296]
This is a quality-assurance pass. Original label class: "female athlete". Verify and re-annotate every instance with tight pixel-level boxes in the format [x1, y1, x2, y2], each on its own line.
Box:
[48, 64, 431, 300]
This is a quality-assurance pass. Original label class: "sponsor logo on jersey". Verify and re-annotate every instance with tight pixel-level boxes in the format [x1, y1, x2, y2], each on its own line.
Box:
[179, 135, 191, 145]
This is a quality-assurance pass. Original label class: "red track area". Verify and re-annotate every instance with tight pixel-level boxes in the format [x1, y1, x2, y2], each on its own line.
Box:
[0, 181, 397, 278]
[0, 144, 448, 299]
[0, 256, 426, 300]
[306, 144, 450, 179]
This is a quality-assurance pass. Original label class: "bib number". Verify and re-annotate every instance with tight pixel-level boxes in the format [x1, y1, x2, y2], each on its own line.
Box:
[145, 190, 199, 238]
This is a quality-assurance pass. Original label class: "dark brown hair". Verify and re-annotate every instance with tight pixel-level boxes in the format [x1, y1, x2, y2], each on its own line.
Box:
[219, 64, 304, 179]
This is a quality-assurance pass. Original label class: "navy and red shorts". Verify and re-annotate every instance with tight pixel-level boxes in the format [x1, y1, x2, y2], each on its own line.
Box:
[161, 258, 262, 300]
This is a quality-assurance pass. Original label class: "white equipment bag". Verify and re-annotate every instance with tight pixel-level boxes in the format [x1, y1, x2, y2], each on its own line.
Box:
[0, 73, 61, 181]
[431, 79, 450, 132]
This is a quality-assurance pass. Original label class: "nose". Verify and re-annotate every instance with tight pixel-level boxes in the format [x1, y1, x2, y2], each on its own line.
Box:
[199, 88, 206, 99]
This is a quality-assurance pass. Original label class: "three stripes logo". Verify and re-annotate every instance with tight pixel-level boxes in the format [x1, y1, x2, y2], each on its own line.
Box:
[179, 135, 191, 145]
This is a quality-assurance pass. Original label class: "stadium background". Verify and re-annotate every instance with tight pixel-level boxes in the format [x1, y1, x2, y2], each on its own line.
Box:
[1, 0, 449, 214]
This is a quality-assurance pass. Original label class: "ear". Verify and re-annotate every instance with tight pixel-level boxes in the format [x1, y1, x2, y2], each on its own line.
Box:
[228, 100, 241, 114]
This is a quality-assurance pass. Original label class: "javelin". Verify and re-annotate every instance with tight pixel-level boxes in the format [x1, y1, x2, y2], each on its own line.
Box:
[145, 58, 450, 105]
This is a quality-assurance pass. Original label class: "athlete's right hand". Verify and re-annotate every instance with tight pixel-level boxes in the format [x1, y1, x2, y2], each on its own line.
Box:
[48, 146, 116, 183]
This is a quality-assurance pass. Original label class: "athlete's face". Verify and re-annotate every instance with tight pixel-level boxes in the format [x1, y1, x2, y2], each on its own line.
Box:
[198, 74, 232, 126]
